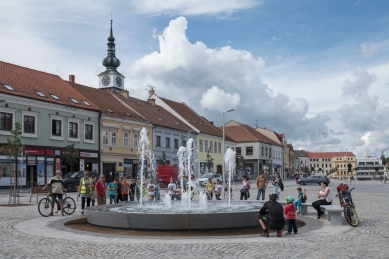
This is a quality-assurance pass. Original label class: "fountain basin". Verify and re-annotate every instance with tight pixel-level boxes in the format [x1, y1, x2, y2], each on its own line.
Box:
[85, 201, 262, 230]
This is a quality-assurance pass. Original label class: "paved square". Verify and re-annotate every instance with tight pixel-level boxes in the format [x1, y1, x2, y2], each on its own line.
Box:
[0, 180, 388, 258]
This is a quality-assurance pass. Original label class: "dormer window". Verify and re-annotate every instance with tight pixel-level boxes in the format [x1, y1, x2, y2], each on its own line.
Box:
[50, 94, 59, 100]
[82, 101, 91, 106]
[158, 118, 162, 121]
[107, 109, 113, 113]
[2, 84, 14, 91]
[36, 91, 45, 97]
[70, 98, 79, 104]
[126, 113, 131, 116]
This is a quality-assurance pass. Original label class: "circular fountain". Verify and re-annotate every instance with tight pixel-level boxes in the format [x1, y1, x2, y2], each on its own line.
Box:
[86, 129, 262, 231]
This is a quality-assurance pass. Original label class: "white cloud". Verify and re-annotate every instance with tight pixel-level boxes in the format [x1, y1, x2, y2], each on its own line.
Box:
[361, 42, 380, 58]
[131, 0, 260, 16]
[342, 67, 376, 99]
[200, 86, 240, 112]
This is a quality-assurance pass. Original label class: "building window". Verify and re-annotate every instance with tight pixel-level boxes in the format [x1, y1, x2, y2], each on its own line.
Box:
[0, 112, 12, 131]
[236, 147, 241, 155]
[52, 120, 61, 136]
[85, 124, 93, 140]
[199, 139, 203, 152]
[205, 140, 208, 152]
[210, 141, 213, 153]
[124, 133, 129, 147]
[265, 147, 267, 157]
[69, 122, 78, 138]
[111, 131, 117, 146]
[218, 142, 221, 154]
[156, 136, 161, 147]
[261, 147, 264, 156]
[134, 133, 139, 148]
[166, 137, 170, 148]
[246, 147, 253, 156]
[103, 130, 109, 145]
[182, 140, 187, 147]
[23, 116, 35, 133]
[214, 142, 217, 154]
[174, 139, 179, 149]
[269, 148, 271, 158]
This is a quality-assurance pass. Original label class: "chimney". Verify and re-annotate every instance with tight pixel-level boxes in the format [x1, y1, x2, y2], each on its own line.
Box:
[148, 98, 155, 106]
[209, 121, 214, 125]
[69, 75, 75, 83]
[119, 90, 129, 98]
[148, 89, 155, 98]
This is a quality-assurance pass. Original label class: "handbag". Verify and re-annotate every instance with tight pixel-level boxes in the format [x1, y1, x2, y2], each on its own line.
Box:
[91, 189, 98, 200]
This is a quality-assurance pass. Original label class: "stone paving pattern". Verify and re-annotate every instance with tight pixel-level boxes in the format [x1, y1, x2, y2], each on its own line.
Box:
[0, 180, 388, 258]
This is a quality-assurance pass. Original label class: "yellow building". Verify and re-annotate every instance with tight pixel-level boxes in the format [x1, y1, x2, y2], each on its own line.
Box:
[332, 152, 357, 180]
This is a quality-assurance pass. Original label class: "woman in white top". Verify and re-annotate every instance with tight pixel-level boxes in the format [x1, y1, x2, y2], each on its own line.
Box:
[312, 181, 333, 219]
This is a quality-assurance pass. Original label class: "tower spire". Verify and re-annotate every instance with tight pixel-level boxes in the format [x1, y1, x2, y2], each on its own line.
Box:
[102, 19, 120, 70]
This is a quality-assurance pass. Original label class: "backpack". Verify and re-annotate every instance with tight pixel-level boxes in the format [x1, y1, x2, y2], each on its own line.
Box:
[302, 194, 307, 203]
[279, 181, 284, 191]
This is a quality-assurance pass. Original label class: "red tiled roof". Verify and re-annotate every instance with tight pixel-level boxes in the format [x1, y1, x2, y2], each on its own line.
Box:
[114, 94, 194, 132]
[307, 152, 355, 158]
[158, 96, 232, 140]
[223, 124, 282, 146]
[67, 82, 150, 123]
[0, 61, 99, 111]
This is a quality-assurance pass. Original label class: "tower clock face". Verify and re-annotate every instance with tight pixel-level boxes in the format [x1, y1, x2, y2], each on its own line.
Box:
[102, 75, 110, 86]
[115, 76, 122, 87]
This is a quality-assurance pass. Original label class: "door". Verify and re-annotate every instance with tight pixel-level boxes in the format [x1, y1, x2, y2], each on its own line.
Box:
[26, 165, 37, 188]
[103, 163, 116, 183]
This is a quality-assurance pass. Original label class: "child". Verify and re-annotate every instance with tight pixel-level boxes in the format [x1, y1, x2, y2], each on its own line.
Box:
[205, 178, 214, 200]
[302, 189, 308, 203]
[167, 178, 177, 200]
[214, 179, 222, 200]
[294, 187, 303, 215]
[155, 181, 161, 201]
[147, 178, 156, 201]
[284, 196, 298, 234]
[108, 178, 118, 204]
[121, 177, 130, 202]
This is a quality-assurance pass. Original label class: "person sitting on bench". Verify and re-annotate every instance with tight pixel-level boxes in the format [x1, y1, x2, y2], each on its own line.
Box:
[312, 181, 333, 219]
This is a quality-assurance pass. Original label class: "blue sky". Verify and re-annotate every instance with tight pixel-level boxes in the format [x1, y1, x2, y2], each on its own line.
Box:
[1, 0, 389, 158]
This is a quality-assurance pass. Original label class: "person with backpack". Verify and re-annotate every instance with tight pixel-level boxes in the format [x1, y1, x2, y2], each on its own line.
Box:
[272, 173, 283, 201]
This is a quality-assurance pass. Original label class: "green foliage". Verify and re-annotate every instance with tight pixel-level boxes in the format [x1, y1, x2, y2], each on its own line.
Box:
[380, 151, 386, 166]
[65, 144, 78, 171]
[157, 151, 167, 165]
[205, 149, 214, 170]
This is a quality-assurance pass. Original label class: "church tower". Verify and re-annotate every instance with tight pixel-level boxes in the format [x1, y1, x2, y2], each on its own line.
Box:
[98, 20, 125, 90]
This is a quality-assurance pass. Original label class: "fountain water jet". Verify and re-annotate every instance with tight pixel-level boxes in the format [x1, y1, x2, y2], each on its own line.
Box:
[224, 148, 236, 206]
[138, 127, 154, 209]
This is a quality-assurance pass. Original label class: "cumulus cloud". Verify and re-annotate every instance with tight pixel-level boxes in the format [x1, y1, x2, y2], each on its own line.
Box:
[127, 16, 331, 142]
[361, 42, 380, 58]
[131, 0, 260, 16]
[200, 86, 240, 112]
[342, 67, 376, 100]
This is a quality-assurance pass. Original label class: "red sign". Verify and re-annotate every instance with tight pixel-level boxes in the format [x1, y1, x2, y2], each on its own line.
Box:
[80, 152, 98, 158]
[46, 150, 54, 155]
[24, 148, 45, 155]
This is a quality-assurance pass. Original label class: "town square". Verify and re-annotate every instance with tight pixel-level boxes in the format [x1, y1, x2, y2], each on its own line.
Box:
[1, 1, 389, 258]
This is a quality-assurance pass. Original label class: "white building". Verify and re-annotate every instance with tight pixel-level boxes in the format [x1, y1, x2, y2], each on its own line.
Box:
[356, 156, 384, 180]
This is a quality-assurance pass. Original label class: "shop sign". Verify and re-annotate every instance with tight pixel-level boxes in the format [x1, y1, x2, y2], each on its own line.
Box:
[24, 148, 45, 155]
[80, 152, 98, 158]
[27, 157, 36, 165]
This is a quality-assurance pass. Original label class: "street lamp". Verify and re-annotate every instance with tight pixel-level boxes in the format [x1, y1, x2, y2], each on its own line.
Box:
[222, 109, 234, 190]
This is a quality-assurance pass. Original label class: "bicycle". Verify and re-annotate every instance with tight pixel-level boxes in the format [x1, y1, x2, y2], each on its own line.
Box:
[336, 183, 359, 227]
[38, 188, 76, 217]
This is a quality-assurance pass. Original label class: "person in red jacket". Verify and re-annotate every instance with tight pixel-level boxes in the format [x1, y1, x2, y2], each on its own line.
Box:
[284, 196, 298, 234]
[95, 175, 106, 205]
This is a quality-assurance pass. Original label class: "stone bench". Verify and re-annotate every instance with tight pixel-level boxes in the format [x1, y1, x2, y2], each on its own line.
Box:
[258, 200, 313, 216]
[320, 205, 343, 225]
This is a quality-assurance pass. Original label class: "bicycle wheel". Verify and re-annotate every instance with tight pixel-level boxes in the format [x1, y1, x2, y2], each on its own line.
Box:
[38, 198, 52, 217]
[344, 205, 359, 227]
[63, 197, 76, 215]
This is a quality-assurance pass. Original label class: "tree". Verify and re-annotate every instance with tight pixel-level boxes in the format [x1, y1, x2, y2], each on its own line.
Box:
[65, 144, 78, 172]
[380, 151, 386, 166]
[205, 149, 214, 172]
[0, 122, 26, 205]
[157, 151, 167, 165]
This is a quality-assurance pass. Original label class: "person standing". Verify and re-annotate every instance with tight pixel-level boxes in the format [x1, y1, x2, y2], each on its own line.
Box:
[108, 178, 118, 204]
[312, 181, 333, 219]
[272, 173, 282, 201]
[116, 177, 123, 203]
[91, 175, 97, 206]
[240, 175, 251, 200]
[284, 196, 298, 234]
[384, 176, 387, 184]
[214, 179, 222, 200]
[129, 179, 136, 201]
[256, 171, 268, 200]
[121, 177, 130, 201]
[95, 175, 106, 205]
[167, 178, 177, 200]
[77, 171, 93, 215]
[147, 178, 156, 201]
[43, 170, 66, 216]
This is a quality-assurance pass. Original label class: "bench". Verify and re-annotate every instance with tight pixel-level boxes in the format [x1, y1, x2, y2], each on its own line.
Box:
[30, 187, 49, 203]
[258, 200, 313, 216]
[321, 205, 343, 225]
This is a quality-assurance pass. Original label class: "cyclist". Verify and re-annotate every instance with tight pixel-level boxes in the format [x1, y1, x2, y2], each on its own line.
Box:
[258, 193, 285, 237]
[43, 170, 66, 216]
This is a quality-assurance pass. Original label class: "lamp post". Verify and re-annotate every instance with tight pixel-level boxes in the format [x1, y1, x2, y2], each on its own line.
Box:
[222, 109, 234, 190]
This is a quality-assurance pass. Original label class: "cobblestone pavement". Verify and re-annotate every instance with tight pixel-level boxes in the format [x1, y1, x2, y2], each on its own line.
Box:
[0, 180, 388, 258]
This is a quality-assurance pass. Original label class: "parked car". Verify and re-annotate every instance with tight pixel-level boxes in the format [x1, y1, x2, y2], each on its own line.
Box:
[63, 171, 99, 192]
[297, 175, 330, 185]
[197, 173, 222, 187]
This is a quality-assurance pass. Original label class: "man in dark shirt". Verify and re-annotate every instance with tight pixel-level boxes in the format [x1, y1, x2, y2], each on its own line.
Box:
[259, 193, 285, 237]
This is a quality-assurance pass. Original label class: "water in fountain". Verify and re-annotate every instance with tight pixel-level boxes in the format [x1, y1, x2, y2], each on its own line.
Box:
[199, 191, 207, 210]
[177, 146, 187, 198]
[186, 138, 195, 210]
[163, 192, 172, 209]
[224, 148, 236, 206]
[138, 127, 154, 208]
